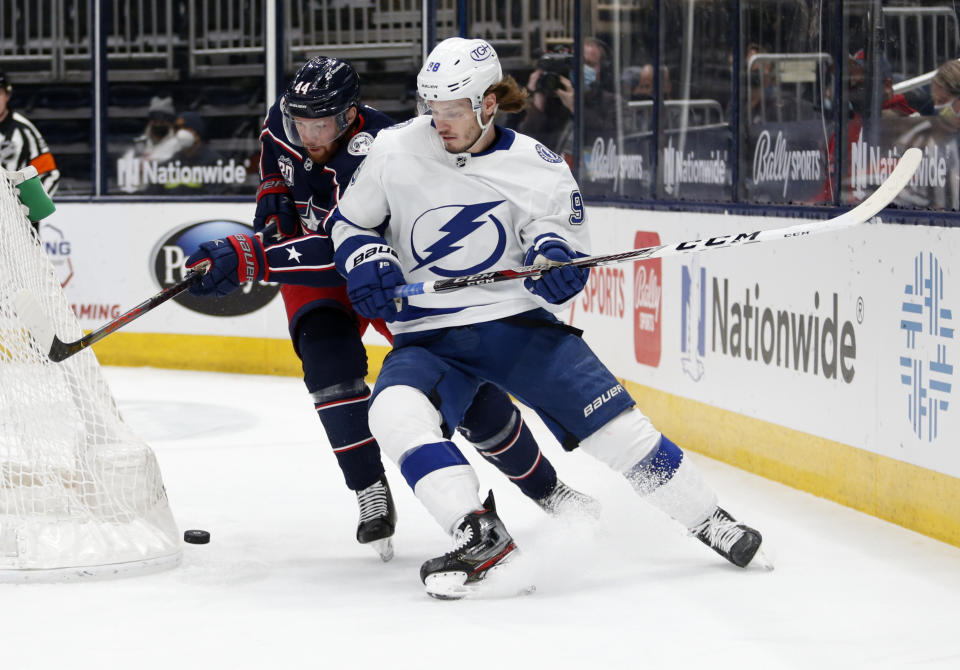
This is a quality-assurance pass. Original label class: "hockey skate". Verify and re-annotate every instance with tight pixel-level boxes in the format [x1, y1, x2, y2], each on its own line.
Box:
[356, 475, 397, 562]
[690, 506, 762, 568]
[420, 491, 532, 600]
[535, 480, 602, 519]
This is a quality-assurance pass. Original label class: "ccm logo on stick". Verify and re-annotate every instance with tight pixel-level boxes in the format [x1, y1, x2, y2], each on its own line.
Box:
[584, 384, 625, 417]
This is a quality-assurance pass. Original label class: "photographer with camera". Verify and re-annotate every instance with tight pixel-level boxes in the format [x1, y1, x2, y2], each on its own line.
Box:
[516, 50, 576, 162]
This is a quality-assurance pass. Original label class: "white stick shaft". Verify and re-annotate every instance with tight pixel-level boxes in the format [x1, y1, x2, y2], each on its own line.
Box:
[395, 147, 923, 298]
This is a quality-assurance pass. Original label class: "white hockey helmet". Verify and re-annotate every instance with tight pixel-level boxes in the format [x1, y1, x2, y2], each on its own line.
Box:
[417, 37, 503, 112]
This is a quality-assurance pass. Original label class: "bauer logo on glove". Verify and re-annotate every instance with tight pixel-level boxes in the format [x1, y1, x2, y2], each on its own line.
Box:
[185, 233, 270, 297]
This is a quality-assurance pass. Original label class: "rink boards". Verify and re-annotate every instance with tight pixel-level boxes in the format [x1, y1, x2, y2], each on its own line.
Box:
[44, 201, 960, 547]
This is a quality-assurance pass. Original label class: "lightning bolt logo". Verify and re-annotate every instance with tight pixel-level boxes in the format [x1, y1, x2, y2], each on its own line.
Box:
[410, 201, 507, 276]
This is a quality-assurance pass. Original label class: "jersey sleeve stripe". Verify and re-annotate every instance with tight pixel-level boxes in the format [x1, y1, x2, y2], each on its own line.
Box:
[29, 152, 57, 175]
[260, 128, 302, 161]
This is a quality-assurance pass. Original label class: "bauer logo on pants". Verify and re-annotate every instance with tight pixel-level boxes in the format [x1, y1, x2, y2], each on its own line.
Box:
[151, 220, 280, 317]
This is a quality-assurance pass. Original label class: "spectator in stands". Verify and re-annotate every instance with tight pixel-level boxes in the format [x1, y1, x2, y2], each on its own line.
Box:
[850, 50, 917, 118]
[622, 64, 672, 102]
[516, 49, 575, 160]
[512, 37, 617, 167]
[930, 60, 960, 127]
[130, 96, 181, 164]
[151, 111, 227, 195]
[119, 96, 182, 193]
[0, 71, 60, 196]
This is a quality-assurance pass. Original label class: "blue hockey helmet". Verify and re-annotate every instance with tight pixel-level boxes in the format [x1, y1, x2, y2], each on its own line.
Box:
[280, 56, 361, 146]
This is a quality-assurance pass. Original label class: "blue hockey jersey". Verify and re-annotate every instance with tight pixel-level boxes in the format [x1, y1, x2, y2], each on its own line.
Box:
[256, 103, 396, 287]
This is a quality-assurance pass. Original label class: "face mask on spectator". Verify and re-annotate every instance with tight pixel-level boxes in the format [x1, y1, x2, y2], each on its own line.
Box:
[936, 99, 957, 119]
[176, 128, 196, 149]
[583, 65, 597, 87]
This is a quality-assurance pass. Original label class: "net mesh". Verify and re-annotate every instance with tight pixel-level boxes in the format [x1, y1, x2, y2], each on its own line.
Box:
[0, 173, 180, 578]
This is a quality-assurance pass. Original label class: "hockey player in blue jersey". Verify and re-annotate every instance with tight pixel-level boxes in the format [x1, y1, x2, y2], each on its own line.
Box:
[186, 56, 598, 562]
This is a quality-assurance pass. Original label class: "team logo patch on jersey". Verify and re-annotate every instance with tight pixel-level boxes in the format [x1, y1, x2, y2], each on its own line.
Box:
[278, 155, 295, 186]
[535, 144, 563, 164]
[304, 158, 314, 172]
[348, 132, 374, 156]
[410, 201, 507, 277]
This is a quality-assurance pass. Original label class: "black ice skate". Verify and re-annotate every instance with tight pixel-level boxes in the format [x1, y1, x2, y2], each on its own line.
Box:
[690, 506, 762, 568]
[420, 491, 530, 599]
[535, 480, 602, 519]
[355, 475, 397, 562]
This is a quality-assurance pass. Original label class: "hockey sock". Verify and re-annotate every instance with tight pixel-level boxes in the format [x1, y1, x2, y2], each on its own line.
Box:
[580, 410, 717, 527]
[625, 435, 718, 528]
[311, 379, 385, 491]
[298, 308, 384, 492]
[459, 386, 556, 500]
[370, 385, 482, 533]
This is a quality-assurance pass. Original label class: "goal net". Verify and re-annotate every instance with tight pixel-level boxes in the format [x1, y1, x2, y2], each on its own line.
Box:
[0, 171, 181, 581]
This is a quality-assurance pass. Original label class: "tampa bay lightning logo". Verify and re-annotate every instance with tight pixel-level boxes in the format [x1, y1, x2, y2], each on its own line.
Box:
[535, 144, 563, 164]
[410, 201, 507, 277]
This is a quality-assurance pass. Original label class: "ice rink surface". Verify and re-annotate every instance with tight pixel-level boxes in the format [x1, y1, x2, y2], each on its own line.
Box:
[3, 366, 960, 669]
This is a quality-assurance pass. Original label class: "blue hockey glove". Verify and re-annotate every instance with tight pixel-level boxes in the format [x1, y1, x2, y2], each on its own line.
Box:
[340, 238, 405, 322]
[523, 238, 590, 304]
[185, 233, 268, 297]
[254, 177, 299, 238]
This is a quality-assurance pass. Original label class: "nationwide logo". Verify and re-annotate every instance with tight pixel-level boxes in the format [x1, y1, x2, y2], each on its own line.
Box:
[39, 223, 73, 288]
[850, 142, 947, 201]
[151, 220, 280, 317]
[117, 156, 248, 192]
[662, 138, 728, 196]
[899, 252, 954, 441]
[680, 260, 858, 383]
[633, 231, 662, 367]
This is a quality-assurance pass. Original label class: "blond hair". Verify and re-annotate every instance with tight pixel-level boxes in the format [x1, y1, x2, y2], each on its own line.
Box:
[933, 60, 960, 96]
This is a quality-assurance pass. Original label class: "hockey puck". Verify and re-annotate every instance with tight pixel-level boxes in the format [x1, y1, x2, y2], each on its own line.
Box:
[183, 529, 211, 544]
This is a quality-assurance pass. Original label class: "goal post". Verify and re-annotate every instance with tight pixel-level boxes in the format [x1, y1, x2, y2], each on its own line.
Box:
[0, 170, 181, 581]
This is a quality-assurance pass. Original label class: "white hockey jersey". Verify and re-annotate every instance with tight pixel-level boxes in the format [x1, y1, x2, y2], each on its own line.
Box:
[330, 115, 590, 334]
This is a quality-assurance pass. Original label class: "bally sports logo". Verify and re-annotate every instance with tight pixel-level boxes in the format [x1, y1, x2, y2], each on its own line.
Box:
[152, 220, 280, 317]
[633, 231, 662, 367]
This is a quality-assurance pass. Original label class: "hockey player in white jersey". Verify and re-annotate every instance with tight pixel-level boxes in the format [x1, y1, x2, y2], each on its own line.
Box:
[323, 37, 763, 599]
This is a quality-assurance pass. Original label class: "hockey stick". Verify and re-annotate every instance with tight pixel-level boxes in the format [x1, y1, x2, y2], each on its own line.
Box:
[13, 222, 287, 363]
[393, 147, 923, 298]
[14, 265, 208, 363]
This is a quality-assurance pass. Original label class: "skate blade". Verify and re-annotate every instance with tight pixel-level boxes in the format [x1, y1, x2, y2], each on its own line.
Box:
[748, 547, 775, 572]
[369, 537, 394, 562]
[424, 563, 536, 600]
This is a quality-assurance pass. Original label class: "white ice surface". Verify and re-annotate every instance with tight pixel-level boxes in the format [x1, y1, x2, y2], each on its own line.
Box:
[3, 367, 960, 670]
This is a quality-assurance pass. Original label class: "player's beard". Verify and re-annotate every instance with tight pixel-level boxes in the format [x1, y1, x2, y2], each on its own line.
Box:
[305, 139, 339, 164]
